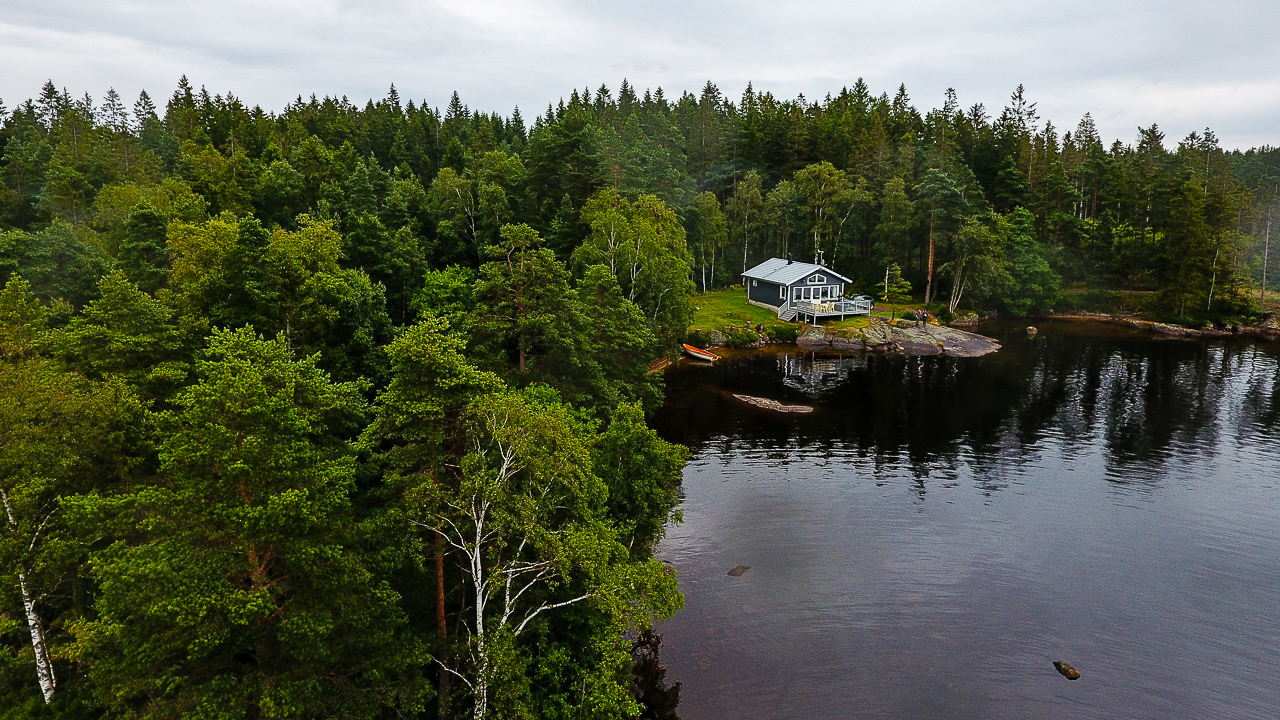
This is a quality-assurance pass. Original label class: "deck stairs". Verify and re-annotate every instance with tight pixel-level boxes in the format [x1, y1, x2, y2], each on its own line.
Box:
[777, 306, 798, 322]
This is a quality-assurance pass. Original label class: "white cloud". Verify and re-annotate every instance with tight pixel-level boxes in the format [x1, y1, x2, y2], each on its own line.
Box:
[1, 0, 1277, 148]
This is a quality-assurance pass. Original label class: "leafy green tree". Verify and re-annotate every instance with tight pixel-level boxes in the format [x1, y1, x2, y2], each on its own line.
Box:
[362, 318, 502, 718]
[763, 180, 799, 259]
[0, 286, 140, 706]
[940, 216, 1009, 314]
[874, 177, 916, 272]
[575, 190, 694, 348]
[170, 215, 393, 382]
[793, 162, 856, 266]
[914, 168, 970, 304]
[879, 262, 912, 318]
[427, 151, 527, 267]
[591, 402, 686, 556]
[996, 209, 1060, 315]
[436, 387, 680, 720]
[68, 328, 421, 719]
[1, 222, 107, 308]
[575, 265, 662, 411]
[117, 202, 170, 293]
[413, 265, 475, 328]
[686, 192, 727, 292]
[0, 276, 45, 358]
[253, 159, 307, 228]
[43, 272, 196, 403]
[725, 172, 764, 277]
[176, 140, 254, 215]
[0, 358, 137, 707]
[472, 224, 578, 376]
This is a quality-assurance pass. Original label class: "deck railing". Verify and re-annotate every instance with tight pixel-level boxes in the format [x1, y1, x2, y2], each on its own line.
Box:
[794, 298, 873, 317]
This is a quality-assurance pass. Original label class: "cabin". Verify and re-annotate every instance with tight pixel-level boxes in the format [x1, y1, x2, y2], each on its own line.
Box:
[742, 256, 872, 322]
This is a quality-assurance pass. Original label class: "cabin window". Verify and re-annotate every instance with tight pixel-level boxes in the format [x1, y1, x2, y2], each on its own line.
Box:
[794, 287, 801, 300]
[779, 286, 786, 299]
[808, 274, 826, 284]
[752, 279, 757, 287]
[820, 286, 829, 299]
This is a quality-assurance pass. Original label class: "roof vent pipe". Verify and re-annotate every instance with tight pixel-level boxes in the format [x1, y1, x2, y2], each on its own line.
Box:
[787, 253, 793, 264]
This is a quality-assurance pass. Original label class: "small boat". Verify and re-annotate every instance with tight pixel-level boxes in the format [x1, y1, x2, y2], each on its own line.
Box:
[682, 343, 720, 362]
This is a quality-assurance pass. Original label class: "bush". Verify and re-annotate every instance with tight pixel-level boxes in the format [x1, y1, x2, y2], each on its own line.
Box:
[766, 324, 799, 343]
[724, 328, 760, 347]
[684, 329, 711, 348]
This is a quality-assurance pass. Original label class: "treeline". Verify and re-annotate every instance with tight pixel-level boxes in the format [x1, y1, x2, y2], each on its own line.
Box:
[0, 78, 696, 720]
[5, 78, 1279, 325]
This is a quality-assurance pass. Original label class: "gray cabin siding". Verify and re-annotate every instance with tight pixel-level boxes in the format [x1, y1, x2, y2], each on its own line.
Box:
[747, 279, 785, 307]
[784, 272, 844, 305]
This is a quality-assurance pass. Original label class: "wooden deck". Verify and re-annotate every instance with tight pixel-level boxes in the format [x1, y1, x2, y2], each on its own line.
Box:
[789, 298, 873, 322]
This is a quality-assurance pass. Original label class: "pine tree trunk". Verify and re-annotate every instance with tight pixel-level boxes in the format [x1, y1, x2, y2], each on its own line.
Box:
[1263, 205, 1272, 302]
[436, 533, 449, 719]
[925, 219, 936, 305]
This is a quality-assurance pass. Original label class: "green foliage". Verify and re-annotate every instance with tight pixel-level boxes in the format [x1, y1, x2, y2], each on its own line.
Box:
[42, 272, 196, 403]
[66, 328, 421, 719]
[117, 203, 169, 292]
[575, 189, 694, 347]
[593, 402, 687, 555]
[413, 265, 475, 326]
[0, 223, 107, 308]
[880, 262, 913, 316]
[0, 357, 140, 709]
[1, 73, 1277, 718]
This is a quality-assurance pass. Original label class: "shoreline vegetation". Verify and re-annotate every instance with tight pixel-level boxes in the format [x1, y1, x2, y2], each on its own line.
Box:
[687, 288, 1280, 359]
[0, 73, 1276, 719]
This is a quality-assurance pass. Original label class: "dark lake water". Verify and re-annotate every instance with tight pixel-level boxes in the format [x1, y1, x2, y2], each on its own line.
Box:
[652, 320, 1280, 720]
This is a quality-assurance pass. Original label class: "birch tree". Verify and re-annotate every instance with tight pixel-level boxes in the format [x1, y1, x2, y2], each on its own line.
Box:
[939, 217, 1010, 314]
[426, 388, 680, 720]
[0, 278, 139, 704]
[575, 189, 694, 347]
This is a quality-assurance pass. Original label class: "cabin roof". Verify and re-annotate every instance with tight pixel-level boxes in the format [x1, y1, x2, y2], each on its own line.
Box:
[742, 258, 852, 285]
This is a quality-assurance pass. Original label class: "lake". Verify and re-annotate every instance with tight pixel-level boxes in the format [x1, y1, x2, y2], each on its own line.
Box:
[652, 320, 1280, 720]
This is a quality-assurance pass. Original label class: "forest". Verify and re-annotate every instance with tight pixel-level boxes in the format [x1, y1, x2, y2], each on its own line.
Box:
[0, 75, 1278, 719]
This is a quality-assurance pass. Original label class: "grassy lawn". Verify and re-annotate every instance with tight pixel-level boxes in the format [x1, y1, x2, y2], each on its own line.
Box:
[689, 287, 789, 331]
[828, 316, 873, 331]
[689, 288, 953, 336]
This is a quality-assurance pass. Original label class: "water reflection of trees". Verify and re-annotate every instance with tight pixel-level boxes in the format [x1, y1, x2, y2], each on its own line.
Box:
[655, 335, 1280, 498]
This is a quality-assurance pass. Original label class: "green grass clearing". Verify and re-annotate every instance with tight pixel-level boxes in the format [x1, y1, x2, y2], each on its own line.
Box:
[689, 287, 789, 331]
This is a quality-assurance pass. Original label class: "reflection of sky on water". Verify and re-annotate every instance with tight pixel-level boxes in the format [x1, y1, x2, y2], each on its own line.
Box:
[655, 324, 1280, 720]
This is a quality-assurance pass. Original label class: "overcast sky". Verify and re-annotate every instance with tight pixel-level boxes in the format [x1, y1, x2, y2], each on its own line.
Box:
[2, 0, 1277, 149]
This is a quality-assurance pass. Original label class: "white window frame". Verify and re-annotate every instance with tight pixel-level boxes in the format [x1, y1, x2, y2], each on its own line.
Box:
[807, 274, 826, 284]
[752, 279, 757, 286]
[779, 286, 786, 299]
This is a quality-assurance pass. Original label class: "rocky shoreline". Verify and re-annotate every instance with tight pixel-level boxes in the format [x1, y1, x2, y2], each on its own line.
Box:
[1027, 312, 1280, 340]
[796, 317, 1001, 357]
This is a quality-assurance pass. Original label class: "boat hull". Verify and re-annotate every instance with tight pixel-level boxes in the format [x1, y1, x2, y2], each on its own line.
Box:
[682, 343, 720, 362]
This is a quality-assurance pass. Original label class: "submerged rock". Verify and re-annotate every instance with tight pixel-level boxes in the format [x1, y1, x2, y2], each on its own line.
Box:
[733, 394, 814, 413]
[727, 565, 751, 577]
[1053, 660, 1081, 680]
[1026, 326, 1038, 336]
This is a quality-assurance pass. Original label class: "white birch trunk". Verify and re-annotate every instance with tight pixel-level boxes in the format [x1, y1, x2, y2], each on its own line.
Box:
[1, 489, 55, 703]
